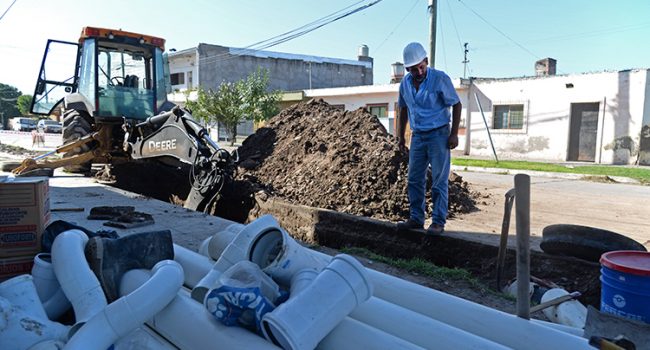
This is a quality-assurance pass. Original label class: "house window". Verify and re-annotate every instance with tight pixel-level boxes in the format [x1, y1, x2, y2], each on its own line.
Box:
[170, 72, 185, 86]
[367, 104, 387, 119]
[493, 104, 524, 129]
[187, 71, 193, 90]
[368, 103, 394, 134]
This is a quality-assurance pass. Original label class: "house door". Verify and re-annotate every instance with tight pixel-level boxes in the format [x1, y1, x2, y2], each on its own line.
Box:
[568, 102, 600, 162]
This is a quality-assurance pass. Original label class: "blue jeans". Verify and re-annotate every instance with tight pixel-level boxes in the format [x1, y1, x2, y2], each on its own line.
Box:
[407, 125, 450, 226]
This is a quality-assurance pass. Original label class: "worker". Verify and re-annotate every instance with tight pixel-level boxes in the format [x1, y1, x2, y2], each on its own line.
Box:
[396, 42, 462, 235]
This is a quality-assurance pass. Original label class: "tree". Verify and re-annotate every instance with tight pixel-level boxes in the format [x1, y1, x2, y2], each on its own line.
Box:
[186, 69, 280, 145]
[16, 95, 33, 116]
[0, 83, 21, 129]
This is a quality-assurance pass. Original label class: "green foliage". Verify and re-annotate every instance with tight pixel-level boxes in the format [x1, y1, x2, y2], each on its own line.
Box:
[16, 95, 33, 116]
[185, 69, 280, 145]
[0, 83, 21, 127]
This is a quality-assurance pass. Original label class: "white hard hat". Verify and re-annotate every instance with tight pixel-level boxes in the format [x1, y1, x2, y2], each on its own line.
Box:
[403, 42, 427, 68]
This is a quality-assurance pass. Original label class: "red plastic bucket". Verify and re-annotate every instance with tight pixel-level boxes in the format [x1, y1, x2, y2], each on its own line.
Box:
[600, 251, 650, 323]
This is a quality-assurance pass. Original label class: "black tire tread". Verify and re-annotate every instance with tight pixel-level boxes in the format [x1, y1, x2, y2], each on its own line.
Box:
[540, 224, 647, 262]
[61, 110, 94, 173]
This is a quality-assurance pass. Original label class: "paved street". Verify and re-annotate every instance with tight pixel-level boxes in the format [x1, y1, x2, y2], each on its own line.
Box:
[448, 171, 650, 251]
[0, 130, 61, 151]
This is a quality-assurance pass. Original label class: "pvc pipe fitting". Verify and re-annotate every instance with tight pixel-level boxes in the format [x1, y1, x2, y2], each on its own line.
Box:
[31, 253, 59, 301]
[0, 296, 69, 350]
[120, 269, 280, 350]
[0, 274, 48, 319]
[262, 254, 373, 350]
[51, 229, 107, 336]
[193, 215, 327, 302]
[541, 288, 587, 329]
[65, 260, 184, 350]
[31, 253, 72, 320]
[207, 223, 244, 260]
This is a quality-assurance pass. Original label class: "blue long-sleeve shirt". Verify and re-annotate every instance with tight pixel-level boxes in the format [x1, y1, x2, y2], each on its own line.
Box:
[398, 67, 460, 132]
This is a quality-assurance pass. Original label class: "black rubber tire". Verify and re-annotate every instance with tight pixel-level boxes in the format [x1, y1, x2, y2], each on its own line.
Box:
[61, 109, 93, 173]
[1, 161, 21, 172]
[540, 224, 647, 262]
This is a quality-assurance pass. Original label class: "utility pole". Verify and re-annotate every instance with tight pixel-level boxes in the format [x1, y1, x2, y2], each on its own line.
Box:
[462, 42, 470, 78]
[428, 0, 437, 68]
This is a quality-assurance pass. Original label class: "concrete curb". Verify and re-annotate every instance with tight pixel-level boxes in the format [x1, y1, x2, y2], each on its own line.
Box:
[451, 165, 641, 185]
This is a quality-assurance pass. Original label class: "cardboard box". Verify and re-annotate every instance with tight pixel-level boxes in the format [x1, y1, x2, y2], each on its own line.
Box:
[0, 176, 50, 258]
[0, 254, 35, 282]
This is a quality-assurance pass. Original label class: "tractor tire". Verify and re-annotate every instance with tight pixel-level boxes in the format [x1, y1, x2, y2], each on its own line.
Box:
[540, 224, 647, 262]
[61, 110, 94, 173]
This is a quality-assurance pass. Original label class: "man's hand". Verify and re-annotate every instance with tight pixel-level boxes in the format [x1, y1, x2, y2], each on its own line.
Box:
[448, 134, 459, 149]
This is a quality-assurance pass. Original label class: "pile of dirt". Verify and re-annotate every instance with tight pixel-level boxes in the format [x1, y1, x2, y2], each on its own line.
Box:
[234, 99, 480, 222]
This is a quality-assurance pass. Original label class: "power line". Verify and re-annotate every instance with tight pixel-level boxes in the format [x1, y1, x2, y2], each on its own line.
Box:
[374, 0, 420, 53]
[198, 0, 383, 66]
[439, 7, 448, 71]
[0, 0, 18, 22]
[457, 0, 540, 60]
[445, 0, 464, 53]
[474, 21, 650, 51]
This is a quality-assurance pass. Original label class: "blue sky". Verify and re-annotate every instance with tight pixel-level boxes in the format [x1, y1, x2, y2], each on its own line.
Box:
[1, 0, 650, 95]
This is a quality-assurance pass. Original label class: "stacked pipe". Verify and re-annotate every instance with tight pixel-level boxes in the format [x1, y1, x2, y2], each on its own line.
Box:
[0, 229, 184, 350]
[164, 215, 592, 350]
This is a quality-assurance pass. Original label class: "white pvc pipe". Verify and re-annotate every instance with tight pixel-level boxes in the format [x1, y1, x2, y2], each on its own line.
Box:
[31, 253, 59, 301]
[65, 260, 184, 350]
[51, 229, 107, 335]
[0, 296, 69, 350]
[262, 254, 373, 350]
[42, 288, 72, 322]
[364, 268, 592, 349]
[288, 263, 508, 350]
[193, 215, 328, 302]
[120, 269, 280, 350]
[350, 297, 511, 350]
[541, 288, 587, 329]
[177, 240, 590, 349]
[27, 340, 66, 350]
[173, 244, 214, 288]
[531, 319, 585, 337]
[0, 274, 48, 320]
[31, 253, 72, 320]
[317, 317, 424, 350]
[207, 223, 244, 260]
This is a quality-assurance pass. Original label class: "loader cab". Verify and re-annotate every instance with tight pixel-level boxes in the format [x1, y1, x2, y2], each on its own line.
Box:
[31, 27, 171, 121]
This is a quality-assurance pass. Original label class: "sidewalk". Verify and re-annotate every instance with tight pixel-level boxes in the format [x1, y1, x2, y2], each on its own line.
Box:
[451, 164, 641, 185]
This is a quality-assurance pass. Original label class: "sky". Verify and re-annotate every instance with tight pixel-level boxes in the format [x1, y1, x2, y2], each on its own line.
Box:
[1, 0, 650, 95]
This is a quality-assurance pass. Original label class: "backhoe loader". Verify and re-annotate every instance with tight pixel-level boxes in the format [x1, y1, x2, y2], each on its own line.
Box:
[15, 27, 234, 212]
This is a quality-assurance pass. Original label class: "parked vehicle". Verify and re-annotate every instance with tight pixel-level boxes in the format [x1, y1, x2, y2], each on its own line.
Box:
[9, 117, 37, 131]
[37, 119, 62, 133]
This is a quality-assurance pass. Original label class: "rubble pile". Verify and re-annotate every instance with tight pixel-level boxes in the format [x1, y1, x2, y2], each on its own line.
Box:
[235, 99, 479, 222]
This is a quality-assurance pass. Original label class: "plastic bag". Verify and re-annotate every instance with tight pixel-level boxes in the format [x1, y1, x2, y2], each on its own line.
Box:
[205, 261, 282, 333]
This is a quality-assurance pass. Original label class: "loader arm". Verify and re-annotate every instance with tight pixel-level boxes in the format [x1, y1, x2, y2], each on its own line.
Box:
[126, 106, 237, 212]
[12, 133, 100, 175]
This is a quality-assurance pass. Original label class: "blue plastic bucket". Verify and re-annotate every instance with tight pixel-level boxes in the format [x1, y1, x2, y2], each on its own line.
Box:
[600, 250, 650, 323]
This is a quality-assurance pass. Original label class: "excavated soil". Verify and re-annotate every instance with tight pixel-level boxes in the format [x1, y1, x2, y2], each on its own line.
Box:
[233, 99, 480, 222]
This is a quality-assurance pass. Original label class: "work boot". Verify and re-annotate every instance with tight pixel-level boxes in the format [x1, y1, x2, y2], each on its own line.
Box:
[426, 224, 444, 236]
[85, 230, 174, 302]
[396, 219, 424, 232]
